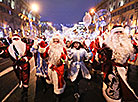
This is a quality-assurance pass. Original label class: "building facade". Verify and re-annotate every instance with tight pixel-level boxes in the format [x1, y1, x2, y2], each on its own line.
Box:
[0, 0, 41, 38]
[95, 0, 138, 29]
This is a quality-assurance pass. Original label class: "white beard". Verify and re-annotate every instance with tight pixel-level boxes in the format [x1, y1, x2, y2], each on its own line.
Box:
[8, 40, 26, 60]
[48, 43, 63, 66]
[105, 34, 135, 64]
[12, 40, 26, 57]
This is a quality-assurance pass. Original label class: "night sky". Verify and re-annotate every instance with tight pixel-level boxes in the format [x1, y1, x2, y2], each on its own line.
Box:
[29, 0, 101, 25]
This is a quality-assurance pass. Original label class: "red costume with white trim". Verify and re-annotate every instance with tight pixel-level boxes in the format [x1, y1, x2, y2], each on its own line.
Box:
[99, 25, 138, 102]
[39, 34, 67, 94]
[0, 35, 32, 88]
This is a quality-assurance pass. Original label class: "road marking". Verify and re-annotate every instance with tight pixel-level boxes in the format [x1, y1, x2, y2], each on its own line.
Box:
[1, 66, 36, 102]
[0, 60, 10, 66]
[0, 67, 13, 77]
[2, 84, 19, 102]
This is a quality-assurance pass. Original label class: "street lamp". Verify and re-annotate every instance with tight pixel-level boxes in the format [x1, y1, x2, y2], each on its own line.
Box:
[31, 4, 39, 12]
[29, 3, 39, 38]
[47, 22, 56, 32]
[89, 8, 95, 14]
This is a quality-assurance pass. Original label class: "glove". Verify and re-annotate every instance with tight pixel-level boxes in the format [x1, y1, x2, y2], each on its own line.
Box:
[19, 57, 28, 63]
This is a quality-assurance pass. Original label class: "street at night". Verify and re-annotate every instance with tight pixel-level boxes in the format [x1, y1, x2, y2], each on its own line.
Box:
[0, 0, 138, 102]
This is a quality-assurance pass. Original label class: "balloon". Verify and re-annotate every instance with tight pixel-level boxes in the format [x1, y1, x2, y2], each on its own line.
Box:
[94, 9, 111, 27]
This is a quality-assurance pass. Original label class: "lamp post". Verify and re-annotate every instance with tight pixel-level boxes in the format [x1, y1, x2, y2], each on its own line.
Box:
[89, 8, 95, 15]
[28, 3, 39, 38]
[47, 22, 57, 33]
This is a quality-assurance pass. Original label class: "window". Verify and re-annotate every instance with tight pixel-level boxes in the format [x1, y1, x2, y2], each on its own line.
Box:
[124, 7, 126, 12]
[33, 16, 35, 21]
[22, 10, 26, 15]
[0, 0, 2, 2]
[120, 1, 124, 6]
[131, 4, 134, 9]
[122, 17, 125, 22]
[113, 5, 116, 10]
[11, 0, 15, 9]
[118, 10, 120, 15]
[127, 6, 130, 11]
[119, 2, 121, 6]
[130, 15, 133, 20]
[124, 0, 127, 3]
[9, 10, 12, 15]
[110, 7, 113, 11]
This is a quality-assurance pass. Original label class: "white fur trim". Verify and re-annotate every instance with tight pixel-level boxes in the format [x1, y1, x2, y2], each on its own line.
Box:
[38, 46, 46, 53]
[111, 27, 124, 35]
[0, 50, 4, 55]
[117, 67, 138, 99]
[54, 82, 66, 94]
[12, 36, 21, 41]
[23, 57, 28, 62]
[46, 66, 66, 94]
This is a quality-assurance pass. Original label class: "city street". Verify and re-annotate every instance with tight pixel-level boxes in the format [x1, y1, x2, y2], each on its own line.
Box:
[0, 57, 106, 102]
[0, 0, 138, 102]
[0, 57, 138, 102]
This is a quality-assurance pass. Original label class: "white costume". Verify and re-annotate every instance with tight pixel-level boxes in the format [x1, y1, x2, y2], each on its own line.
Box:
[69, 48, 91, 82]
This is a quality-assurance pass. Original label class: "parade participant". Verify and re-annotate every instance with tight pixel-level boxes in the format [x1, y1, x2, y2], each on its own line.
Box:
[38, 34, 67, 101]
[68, 40, 91, 101]
[89, 37, 102, 73]
[99, 25, 138, 102]
[0, 34, 32, 93]
[66, 40, 72, 54]
[82, 35, 91, 52]
[65, 40, 72, 79]
[66, 40, 71, 49]
[31, 37, 48, 77]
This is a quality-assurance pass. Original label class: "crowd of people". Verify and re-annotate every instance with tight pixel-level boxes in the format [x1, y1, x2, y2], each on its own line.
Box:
[0, 24, 138, 102]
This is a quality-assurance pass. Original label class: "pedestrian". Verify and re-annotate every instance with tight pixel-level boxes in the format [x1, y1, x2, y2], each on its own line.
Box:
[99, 25, 138, 102]
[68, 39, 91, 102]
[38, 34, 67, 102]
[0, 34, 32, 94]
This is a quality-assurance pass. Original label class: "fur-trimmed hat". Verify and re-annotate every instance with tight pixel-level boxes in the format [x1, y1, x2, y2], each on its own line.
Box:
[111, 25, 124, 35]
[38, 41, 47, 53]
[71, 39, 83, 49]
[12, 34, 21, 41]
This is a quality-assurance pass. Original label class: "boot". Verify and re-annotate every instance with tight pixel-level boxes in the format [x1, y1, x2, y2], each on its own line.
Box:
[21, 87, 28, 102]
[74, 93, 80, 102]
[22, 86, 28, 94]
[19, 81, 23, 88]
[55, 94, 61, 102]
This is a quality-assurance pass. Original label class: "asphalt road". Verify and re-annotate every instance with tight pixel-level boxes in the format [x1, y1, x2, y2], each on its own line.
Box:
[0, 57, 138, 102]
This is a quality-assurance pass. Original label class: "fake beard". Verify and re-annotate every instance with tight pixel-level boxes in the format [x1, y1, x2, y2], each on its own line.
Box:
[48, 43, 63, 66]
[105, 34, 134, 64]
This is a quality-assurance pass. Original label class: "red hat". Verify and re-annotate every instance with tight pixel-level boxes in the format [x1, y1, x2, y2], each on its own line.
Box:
[39, 41, 47, 48]
[38, 41, 47, 53]
[12, 34, 21, 41]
